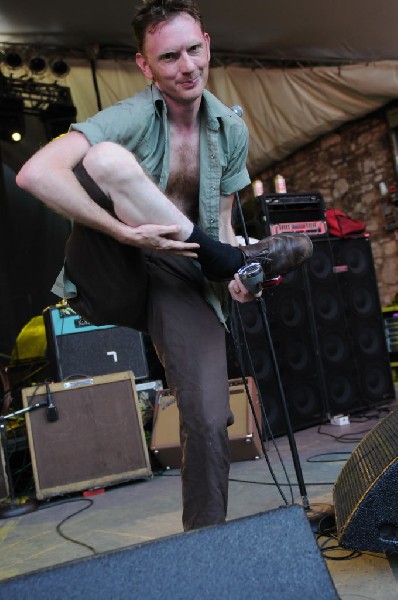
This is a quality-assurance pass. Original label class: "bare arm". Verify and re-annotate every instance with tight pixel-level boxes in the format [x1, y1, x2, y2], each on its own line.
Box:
[219, 194, 238, 245]
[16, 131, 198, 255]
[17, 131, 119, 233]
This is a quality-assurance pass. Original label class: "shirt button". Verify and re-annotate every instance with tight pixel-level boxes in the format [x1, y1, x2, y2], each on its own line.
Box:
[210, 218, 215, 224]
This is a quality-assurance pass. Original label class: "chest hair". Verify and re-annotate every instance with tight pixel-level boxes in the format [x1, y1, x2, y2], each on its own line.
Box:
[166, 125, 200, 223]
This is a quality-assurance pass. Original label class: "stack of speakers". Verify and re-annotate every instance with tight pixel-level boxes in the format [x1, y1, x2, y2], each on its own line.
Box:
[228, 234, 395, 437]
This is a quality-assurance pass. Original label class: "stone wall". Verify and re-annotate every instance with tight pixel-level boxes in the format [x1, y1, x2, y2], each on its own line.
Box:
[244, 107, 398, 307]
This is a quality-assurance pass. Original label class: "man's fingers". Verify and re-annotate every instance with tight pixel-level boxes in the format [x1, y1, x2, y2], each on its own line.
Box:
[228, 274, 256, 303]
[171, 250, 198, 257]
[133, 224, 200, 247]
[130, 223, 181, 237]
[160, 239, 199, 251]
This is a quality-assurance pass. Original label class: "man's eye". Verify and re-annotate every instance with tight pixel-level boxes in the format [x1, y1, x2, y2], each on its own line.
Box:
[162, 53, 176, 61]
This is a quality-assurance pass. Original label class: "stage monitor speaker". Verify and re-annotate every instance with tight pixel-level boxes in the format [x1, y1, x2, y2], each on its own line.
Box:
[227, 235, 395, 437]
[43, 305, 148, 382]
[21, 371, 152, 500]
[150, 378, 263, 469]
[0, 505, 338, 600]
[333, 408, 398, 554]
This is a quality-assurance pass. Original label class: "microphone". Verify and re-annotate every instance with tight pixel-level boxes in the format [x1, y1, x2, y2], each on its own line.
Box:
[237, 262, 264, 297]
[230, 104, 243, 118]
[45, 383, 59, 422]
[237, 262, 283, 296]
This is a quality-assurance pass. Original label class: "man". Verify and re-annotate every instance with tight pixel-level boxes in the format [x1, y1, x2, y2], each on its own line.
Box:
[16, 0, 312, 531]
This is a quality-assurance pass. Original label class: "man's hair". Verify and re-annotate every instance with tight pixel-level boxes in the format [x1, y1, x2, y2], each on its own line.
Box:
[132, 0, 205, 53]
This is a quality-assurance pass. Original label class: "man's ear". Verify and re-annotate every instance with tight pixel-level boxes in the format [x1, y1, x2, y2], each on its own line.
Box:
[136, 53, 153, 80]
[204, 32, 211, 61]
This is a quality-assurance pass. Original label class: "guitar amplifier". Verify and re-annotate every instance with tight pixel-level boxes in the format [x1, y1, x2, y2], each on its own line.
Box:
[150, 378, 264, 469]
[21, 371, 152, 500]
[43, 304, 149, 382]
[259, 192, 327, 237]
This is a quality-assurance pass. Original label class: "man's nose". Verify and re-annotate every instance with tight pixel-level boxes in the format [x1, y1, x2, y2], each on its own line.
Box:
[179, 51, 196, 72]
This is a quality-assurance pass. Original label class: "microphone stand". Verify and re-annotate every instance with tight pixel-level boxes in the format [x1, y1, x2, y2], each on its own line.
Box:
[0, 403, 45, 518]
[233, 190, 334, 530]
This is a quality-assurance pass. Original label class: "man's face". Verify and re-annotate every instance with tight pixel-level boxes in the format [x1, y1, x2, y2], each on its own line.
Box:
[136, 13, 210, 106]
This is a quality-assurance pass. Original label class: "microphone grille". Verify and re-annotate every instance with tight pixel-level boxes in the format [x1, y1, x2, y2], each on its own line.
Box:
[230, 104, 243, 118]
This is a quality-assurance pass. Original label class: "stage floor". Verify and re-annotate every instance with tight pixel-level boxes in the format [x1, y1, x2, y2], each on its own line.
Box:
[0, 393, 397, 599]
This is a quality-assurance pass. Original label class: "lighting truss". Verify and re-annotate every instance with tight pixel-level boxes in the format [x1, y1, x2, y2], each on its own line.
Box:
[0, 74, 76, 142]
[0, 74, 74, 115]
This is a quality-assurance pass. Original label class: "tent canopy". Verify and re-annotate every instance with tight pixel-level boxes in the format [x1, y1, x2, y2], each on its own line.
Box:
[1, 0, 398, 63]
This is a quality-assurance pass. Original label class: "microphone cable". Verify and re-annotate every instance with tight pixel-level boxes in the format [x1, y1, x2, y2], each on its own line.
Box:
[45, 381, 59, 422]
[229, 299, 294, 505]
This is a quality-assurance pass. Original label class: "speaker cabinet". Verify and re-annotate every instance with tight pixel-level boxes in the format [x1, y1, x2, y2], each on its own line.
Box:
[229, 269, 327, 437]
[308, 237, 395, 414]
[308, 236, 394, 414]
[333, 408, 398, 553]
[150, 378, 263, 469]
[0, 505, 339, 600]
[22, 371, 152, 500]
[228, 236, 394, 437]
[43, 305, 148, 382]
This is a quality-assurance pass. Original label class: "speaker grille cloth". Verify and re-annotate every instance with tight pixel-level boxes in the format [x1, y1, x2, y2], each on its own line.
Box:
[333, 409, 398, 532]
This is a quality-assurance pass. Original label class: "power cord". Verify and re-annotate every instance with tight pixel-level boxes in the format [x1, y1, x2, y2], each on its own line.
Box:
[306, 452, 351, 463]
[228, 477, 337, 487]
[37, 497, 97, 555]
[317, 424, 376, 444]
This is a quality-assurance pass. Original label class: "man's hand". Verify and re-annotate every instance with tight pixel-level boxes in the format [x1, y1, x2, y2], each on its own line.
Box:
[228, 273, 257, 303]
[115, 222, 199, 257]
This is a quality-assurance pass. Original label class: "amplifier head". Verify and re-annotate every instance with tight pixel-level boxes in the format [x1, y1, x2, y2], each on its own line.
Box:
[259, 192, 327, 237]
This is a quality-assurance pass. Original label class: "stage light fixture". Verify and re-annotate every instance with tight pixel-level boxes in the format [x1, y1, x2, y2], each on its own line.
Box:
[0, 96, 25, 143]
[11, 130, 22, 142]
[28, 55, 48, 76]
[50, 59, 70, 79]
[3, 51, 24, 71]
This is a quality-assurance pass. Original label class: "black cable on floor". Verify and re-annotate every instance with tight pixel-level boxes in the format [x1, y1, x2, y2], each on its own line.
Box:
[316, 517, 390, 563]
[316, 517, 361, 561]
[317, 424, 373, 443]
[37, 497, 97, 555]
[306, 452, 351, 463]
[228, 477, 336, 487]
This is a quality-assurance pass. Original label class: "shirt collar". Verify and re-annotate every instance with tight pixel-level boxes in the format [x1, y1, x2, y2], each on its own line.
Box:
[150, 85, 165, 118]
[149, 84, 222, 131]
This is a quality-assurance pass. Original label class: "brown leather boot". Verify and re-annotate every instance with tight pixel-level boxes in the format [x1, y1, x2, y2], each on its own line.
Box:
[240, 233, 313, 278]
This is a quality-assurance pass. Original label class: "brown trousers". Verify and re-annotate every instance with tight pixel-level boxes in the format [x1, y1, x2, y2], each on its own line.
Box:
[65, 163, 232, 530]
